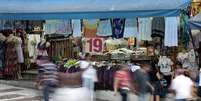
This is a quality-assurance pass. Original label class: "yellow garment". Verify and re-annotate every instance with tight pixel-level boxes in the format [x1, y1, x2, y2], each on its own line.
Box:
[83, 19, 99, 38]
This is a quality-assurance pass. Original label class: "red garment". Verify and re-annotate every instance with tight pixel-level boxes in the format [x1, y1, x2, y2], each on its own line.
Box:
[4, 40, 18, 76]
[115, 70, 131, 89]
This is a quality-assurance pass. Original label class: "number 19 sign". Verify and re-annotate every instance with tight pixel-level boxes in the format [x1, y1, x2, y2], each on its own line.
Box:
[83, 38, 104, 54]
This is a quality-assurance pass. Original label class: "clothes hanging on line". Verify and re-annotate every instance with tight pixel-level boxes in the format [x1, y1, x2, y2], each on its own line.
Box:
[97, 19, 112, 37]
[164, 17, 178, 47]
[16, 37, 24, 63]
[124, 18, 138, 38]
[28, 34, 41, 61]
[72, 20, 82, 37]
[138, 18, 152, 41]
[44, 20, 72, 35]
[111, 18, 125, 39]
[152, 17, 165, 38]
[83, 19, 99, 38]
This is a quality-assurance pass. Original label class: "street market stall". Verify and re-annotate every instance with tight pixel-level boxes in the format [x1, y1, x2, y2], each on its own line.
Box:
[0, 0, 193, 92]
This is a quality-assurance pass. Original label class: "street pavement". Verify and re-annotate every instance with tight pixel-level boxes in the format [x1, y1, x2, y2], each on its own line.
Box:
[0, 84, 42, 101]
[0, 83, 175, 101]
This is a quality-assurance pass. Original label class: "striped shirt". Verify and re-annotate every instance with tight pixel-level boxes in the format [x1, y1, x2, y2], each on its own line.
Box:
[115, 70, 131, 89]
[38, 62, 59, 85]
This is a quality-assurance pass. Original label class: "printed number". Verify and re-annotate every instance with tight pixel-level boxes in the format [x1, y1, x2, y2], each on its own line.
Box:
[86, 38, 102, 53]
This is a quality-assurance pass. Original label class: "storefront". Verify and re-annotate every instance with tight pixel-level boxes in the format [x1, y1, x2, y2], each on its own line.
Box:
[0, 0, 195, 89]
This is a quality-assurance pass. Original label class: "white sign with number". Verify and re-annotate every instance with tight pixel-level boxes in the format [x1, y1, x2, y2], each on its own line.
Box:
[82, 38, 104, 54]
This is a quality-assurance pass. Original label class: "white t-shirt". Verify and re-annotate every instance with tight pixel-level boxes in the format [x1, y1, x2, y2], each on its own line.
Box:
[82, 66, 98, 82]
[158, 56, 173, 75]
[171, 75, 193, 99]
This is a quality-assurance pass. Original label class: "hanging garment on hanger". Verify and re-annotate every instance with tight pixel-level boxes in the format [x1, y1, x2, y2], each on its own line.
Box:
[72, 20, 82, 37]
[111, 18, 125, 39]
[28, 34, 41, 60]
[124, 18, 138, 38]
[164, 17, 178, 47]
[4, 37, 18, 76]
[16, 37, 24, 63]
[83, 19, 99, 38]
[97, 19, 112, 36]
[44, 20, 72, 35]
[177, 52, 190, 68]
[0, 41, 5, 69]
[152, 17, 165, 38]
[138, 18, 152, 41]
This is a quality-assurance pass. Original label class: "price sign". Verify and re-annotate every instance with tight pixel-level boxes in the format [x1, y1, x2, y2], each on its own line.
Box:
[83, 38, 104, 54]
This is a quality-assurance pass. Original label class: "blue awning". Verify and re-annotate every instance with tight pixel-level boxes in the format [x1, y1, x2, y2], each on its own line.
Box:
[189, 13, 201, 29]
[0, 0, 190, 20]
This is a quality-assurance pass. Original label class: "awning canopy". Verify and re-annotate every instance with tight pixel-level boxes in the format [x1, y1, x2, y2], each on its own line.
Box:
[0, 0, 190, 20]
[189, 13, 201, 29]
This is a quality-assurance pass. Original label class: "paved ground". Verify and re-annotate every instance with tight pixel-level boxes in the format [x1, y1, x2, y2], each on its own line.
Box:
[0, 83, 175, 101]
[0, 84, 42, 101]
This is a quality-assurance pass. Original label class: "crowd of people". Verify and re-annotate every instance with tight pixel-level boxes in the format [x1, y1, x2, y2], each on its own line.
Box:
[35, 51, 201, 101]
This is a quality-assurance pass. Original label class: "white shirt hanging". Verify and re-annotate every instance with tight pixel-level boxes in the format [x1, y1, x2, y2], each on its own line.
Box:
[164, 17, 178, 47]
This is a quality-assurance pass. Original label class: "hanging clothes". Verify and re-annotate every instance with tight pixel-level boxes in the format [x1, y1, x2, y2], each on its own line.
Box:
[97, 19, 112, 37]
[44, 20, 72, 35]
[164, 17, 178, 47]
[16, 37, 24, 63]
[83, 19, 99, 38]
[23, 36, 30, 69]
[72, 20, 82, 37]
[177, 52, 190, 69]
[193, 32, 201, 49]
[124, 18, 138, 38]
[4, 37, 18, 76]
[0, 41, 5, 70]
[28, 34, 41, 61]
[138, 18, 152, 41]
[180, 11, 190, 48]
[151, 17, 165, 38]
[111, 18, 125, 39]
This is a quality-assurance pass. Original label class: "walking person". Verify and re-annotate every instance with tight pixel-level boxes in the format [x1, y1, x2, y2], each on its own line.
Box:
[130, 62, 154, 101]
[114, 64, 132, 101]
[37, 58, 59, 101]
[153, 71, 167, 101]
[170, 69, 195, 101]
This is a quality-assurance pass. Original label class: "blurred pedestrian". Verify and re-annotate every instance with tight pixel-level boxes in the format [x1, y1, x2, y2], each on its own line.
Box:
[114, 64, 131, 101]
[79, 53, 98, 101]
[197, 68, 201, 98]
[36, 58, 58, 101]
[131, 62, 154, 101]
[170, 69, 195, 101]
[153, 71, 167, 101]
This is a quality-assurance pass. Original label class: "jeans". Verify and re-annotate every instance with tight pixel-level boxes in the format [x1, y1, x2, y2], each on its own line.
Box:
[43, 81, 56, 101]
[138, 93, 149, 101]
[82, 78, 94, 101]
[119, 89, 129, 101]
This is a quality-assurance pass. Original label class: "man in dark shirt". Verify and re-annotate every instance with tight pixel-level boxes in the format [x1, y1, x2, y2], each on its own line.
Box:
[131, 62, 154, 101]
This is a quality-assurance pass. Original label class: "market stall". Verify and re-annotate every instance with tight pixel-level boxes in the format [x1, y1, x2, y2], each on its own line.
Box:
[189, 12, 201, 69]
[0, 0, 192, 87]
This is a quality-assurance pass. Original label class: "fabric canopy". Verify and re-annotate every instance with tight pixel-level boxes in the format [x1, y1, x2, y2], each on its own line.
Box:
[189, 13, 201, 29]
[0, 0, 190, 20]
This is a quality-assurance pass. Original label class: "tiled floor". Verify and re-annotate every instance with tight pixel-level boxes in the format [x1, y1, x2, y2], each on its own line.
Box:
[0, 84, 42, 101]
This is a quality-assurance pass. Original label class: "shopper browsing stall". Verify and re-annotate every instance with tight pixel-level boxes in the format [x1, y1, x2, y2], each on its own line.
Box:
[114, 64, 131, 101]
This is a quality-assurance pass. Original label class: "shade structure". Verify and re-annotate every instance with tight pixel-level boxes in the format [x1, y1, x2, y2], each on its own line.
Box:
[0, 0, 190, 20]
[189, 13, 201, 29]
